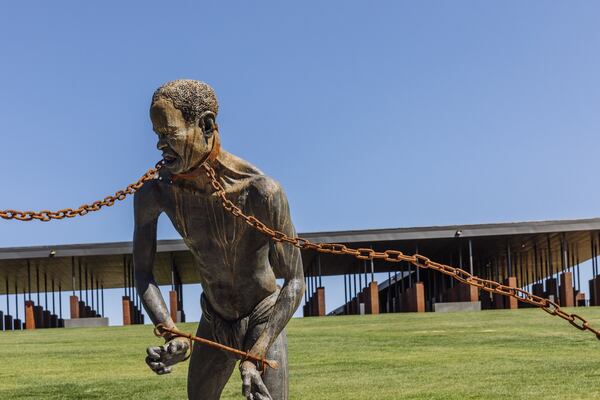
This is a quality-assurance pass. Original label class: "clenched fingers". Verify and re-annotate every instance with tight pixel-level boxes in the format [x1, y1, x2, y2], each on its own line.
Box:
[146, 345, 164, 361]
[242, 371, 253, 399]
[167, 339, 187, 354]
[241, 368, 272, 400]
[145, 356, 172, 375]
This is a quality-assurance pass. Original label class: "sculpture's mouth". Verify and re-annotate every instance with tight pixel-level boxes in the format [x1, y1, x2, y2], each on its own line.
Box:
[162, 153, 178, 167]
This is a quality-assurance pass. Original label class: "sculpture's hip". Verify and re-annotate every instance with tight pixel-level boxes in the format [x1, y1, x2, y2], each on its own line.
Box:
[200, 288, 280, 353]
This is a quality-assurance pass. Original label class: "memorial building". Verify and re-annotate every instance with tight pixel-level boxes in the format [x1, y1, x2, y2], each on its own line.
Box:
[0, 217, 598, 330]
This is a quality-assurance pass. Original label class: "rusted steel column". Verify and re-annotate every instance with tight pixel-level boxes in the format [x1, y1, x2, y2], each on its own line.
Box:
[169, 290, 178, 323]
[312, 287, 326, 316]
[122, 296, 132, 325]
[559, 272, 574, 307]
[364, 281, 379, 314]
[504, 277, 518, 309]
[405, 282, 425, 313]
[25, 301, 35, 329]
[70, 295, 79, 319]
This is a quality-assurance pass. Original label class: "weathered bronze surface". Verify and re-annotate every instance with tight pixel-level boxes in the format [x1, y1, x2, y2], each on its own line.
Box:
[135, 80, 305, 400]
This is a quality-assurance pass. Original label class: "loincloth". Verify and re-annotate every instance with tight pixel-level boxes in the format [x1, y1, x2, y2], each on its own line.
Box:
[200, 288, 280, 354]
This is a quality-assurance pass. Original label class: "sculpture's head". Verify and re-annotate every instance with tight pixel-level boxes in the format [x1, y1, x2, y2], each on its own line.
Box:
[150, 79, 219, 174]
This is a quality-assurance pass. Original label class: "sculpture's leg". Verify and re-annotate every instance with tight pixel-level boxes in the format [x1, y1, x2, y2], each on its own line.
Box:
[187, 316, 237, 400]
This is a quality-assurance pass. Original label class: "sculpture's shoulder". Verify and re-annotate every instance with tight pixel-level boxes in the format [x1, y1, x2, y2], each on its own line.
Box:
[134, 176, 163, 202]
[248, 174, 282, 202]
[133, 177, 169, 219]
[221, 151, 282, 201]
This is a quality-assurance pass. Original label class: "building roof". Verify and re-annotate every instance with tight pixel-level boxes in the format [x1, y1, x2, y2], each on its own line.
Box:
[0, 217, 598, 294]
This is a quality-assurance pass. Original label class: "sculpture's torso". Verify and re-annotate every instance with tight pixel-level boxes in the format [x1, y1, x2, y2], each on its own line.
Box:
[153, 151, 280, 320]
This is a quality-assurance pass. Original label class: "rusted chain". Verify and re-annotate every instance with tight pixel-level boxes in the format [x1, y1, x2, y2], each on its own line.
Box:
[0, 163, 162, 222]
[201, 162, 600, 341]
[154, 324, 279, 370]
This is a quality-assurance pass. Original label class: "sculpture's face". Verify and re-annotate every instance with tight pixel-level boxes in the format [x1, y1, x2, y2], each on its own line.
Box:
[150, 97, 208, 174]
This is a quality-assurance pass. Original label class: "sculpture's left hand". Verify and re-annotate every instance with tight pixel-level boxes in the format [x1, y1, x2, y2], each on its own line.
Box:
[240, 360, 272, 400]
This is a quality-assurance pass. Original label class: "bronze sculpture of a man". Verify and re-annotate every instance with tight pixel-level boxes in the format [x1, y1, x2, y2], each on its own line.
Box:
[134, 79, 305, 400]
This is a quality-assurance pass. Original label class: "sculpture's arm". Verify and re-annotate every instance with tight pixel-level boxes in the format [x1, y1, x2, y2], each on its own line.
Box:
[249, 185, 305, 359]
[134, 184, 189, 375]
[133, 184, 175, 336]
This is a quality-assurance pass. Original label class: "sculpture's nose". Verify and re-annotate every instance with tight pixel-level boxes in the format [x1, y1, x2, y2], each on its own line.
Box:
[156, 134, 168, 150]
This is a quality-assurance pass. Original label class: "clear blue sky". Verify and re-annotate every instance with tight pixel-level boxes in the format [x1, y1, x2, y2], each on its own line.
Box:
[1, 2, 599, 324]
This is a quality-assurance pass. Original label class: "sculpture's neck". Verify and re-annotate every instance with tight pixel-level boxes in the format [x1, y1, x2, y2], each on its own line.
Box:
[171, 131, 221, 182]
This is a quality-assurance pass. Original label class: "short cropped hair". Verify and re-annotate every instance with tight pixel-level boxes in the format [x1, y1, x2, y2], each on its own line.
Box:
[151, 79, 219, 124]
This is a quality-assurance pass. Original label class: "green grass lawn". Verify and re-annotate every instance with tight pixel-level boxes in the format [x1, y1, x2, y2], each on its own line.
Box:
[1, 308, 600, 399]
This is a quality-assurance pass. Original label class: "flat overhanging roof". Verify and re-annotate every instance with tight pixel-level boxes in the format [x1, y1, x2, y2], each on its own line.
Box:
[0, 217, 599, 294]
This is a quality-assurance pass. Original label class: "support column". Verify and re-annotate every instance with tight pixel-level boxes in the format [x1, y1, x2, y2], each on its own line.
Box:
[34, 265, 44, 328]
[58, 283, 64, 328]
[559, 272, 574, 307]
[25, 301, 35, 329]
[170, 259, 185, 324]
[312, 287, 326, 317]
[12, 281, 20, 330]
[122, 296, 132, 325]
[70, 296, 79, 318]
[169, 290, 179, 323]
[43, 272, 51, 328]
[504, 277, 518, 309]
[84, 267, 91, 318]
[405, 282, 425, 313]
[5, 277, 13, 330]
[364, 281, 379, 314]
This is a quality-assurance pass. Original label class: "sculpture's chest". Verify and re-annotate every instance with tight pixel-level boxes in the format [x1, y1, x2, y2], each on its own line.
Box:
[163, 185, 261, 255]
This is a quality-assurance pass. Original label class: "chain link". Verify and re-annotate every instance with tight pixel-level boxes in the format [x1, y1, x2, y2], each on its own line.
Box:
[0, 163, 162, 222]
[201, 163, 600, 341]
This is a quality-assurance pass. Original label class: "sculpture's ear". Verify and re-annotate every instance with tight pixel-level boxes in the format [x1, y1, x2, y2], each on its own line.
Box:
[199, 111, 217, 139]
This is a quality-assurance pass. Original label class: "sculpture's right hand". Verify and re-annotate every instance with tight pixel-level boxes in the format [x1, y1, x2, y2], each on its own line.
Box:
[145, 337, 190, 375]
